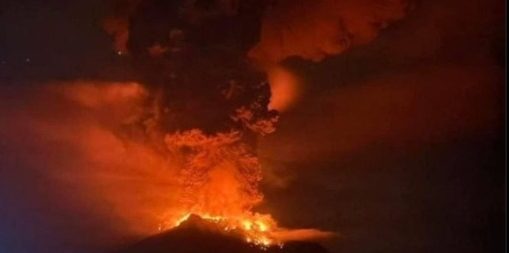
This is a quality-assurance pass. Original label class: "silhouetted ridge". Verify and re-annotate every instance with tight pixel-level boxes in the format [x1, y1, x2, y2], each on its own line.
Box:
[115, 214, 329, 253]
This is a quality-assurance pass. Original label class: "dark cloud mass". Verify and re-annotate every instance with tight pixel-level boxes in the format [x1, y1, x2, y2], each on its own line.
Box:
[100, 0, 283, 148]
[250, 0, 409, 64]
[0, 0, 506, 253]
[258, 0, 505, 252]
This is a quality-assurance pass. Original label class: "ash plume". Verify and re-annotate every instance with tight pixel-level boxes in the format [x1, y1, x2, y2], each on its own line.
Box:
[104, 0, 275, 134]
[0, 0, 504, 252]
[103, 0, 410, 113]
[101, 2, 289, 244]
[99, 0, 413, 243]
[102, 3, 283, 242]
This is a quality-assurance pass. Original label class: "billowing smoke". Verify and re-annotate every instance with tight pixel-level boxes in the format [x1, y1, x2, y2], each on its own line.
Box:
[103, 0, 409, 112]
[0, 0, 504, 252]
[249, 0, 409, 64]
[249, 0, 409, 111]
[0, 80, 279, 247]
[9, 0, 409, 246]
[102, 3, 283, 243]
[259, 65, 504, 163]
[106, 0, 280, 134]
[100, 0, 409, 230]
[99, 0, 412, 243]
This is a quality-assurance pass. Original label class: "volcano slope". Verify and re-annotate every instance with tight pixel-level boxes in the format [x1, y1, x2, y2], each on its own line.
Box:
[114, 215, 329, 253]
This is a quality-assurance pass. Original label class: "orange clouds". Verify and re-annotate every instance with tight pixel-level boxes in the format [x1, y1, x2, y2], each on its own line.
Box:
[0, 81, 181, 237]
[249, 0, 409, 64]
[259, 65, 503, 162]
[267, 66, 302, 112]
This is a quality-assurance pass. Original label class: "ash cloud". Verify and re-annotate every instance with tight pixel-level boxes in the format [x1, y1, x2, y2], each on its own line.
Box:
[104, 0, 280, 140]
[259, 0, 505, 163]
[249, 0, 409, 64]
[102, 0, 410, 118]
[0, 0, 504, 252]
[1, 80, 272, 251]
[0, 82, 157, 252]
[259, 64, 503, 162]
[257, 0, 505, 192]
[256, 0, 505, 252]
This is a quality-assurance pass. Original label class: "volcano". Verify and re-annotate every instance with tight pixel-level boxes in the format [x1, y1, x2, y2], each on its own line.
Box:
[114, 215, 329, 253]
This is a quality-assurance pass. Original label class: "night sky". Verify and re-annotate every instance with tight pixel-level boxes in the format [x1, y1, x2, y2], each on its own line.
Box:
[0, 0, 506, 253]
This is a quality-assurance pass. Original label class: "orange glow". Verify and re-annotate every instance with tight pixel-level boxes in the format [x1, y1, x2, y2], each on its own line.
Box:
[4, 81, 332, 247]
[267, 67, 301, 112]
[168, 211, 333, 246]
[170, 212, 278, 246]
[160, 129, 283, 246]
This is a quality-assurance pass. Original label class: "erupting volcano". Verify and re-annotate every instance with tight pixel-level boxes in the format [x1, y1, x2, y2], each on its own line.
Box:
[116, 214, 329, 253]
[99, 0, 408, 250]
[1, 0, 505, 252]
[159, 129, 323, 247]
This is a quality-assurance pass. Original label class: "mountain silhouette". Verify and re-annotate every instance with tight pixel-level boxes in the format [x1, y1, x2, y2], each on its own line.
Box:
[114, 214, 329, 253]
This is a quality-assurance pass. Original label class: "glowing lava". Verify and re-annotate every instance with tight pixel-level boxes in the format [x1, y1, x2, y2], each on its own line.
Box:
[171, 212, 278, 247]
[39, 82, 332, 247]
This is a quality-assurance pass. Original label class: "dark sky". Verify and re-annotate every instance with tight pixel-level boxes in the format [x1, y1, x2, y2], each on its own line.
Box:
[0, 0, 506, 253]
[0, 0, 131, 81]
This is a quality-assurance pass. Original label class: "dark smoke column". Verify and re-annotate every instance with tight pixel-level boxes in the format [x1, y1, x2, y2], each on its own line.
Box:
[125, 0, 277, 135]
